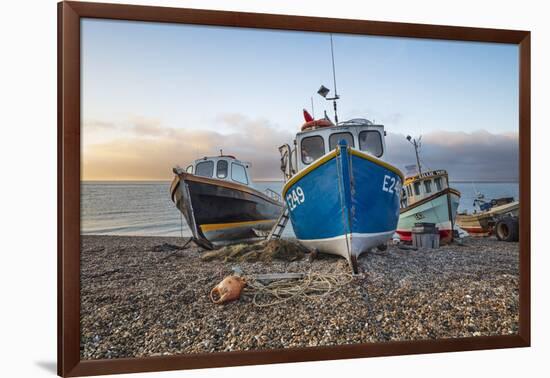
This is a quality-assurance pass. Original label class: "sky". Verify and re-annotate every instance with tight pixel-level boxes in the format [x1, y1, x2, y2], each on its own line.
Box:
[81, 19, 519, 182]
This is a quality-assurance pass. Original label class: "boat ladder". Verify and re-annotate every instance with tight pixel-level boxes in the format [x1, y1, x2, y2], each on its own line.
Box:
[267, 207, 289, 240]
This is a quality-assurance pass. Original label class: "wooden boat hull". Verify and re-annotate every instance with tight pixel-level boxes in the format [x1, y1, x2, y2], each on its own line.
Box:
[456, 201, 519, 237]
[397, 188, 461, 244]
[170, 173, 282, 247]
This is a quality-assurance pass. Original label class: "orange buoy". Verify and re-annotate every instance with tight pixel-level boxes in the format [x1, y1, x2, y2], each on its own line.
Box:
[210, 275, 247, 304]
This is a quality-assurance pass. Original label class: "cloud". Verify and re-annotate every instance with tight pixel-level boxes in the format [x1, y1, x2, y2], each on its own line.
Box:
[82, 116, 518, 182]
[82, 114, 293, 181]
[131, 116, 166, 136]
[385, 130, 519, 181]
[82, 120, 118, 131]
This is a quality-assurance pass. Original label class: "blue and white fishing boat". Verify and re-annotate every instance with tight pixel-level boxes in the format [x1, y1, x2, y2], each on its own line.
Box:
[279, 114, 403, 273]
[276, 36, 403, 273]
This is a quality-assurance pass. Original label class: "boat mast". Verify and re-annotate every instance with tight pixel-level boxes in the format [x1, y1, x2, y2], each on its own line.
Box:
[317, 35, 340, 124]
[329, 34, 340, 124]
[414, 139, 422, 175]
[406, 135, 422, 175]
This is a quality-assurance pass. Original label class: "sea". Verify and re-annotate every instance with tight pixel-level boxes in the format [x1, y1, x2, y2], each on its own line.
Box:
[81, 181, 519, 238]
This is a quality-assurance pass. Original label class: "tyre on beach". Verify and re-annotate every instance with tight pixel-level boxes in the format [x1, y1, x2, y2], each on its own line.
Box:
[495, 217, 519, 242]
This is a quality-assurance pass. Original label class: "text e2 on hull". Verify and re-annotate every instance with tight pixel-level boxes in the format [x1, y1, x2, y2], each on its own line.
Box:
[171, 173, 282, 247]
[282, 142, 403, 272]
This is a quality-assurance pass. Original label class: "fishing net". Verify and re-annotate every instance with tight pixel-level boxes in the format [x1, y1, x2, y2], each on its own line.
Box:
[201, 239, 307, 263]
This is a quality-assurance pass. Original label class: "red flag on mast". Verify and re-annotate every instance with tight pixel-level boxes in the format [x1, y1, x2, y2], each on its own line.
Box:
[303, 109, 314, 122]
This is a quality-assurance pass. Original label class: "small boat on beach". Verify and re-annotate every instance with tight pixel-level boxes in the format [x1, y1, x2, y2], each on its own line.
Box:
[456, 194, 519, 238]
[396, 137, 461, 244]
[397, 169, 461, 244]
[279, 111, 403, 273]
[170, 154, 283, 248]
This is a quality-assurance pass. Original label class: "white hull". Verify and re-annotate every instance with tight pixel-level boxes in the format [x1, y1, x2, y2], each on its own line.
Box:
[298, 231, 394, 261]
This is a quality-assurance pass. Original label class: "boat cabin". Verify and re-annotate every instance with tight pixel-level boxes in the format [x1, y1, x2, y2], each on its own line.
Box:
[400, 170, 450, 208]
[279, 119, 386, 179]
[185, 156, 252, 186]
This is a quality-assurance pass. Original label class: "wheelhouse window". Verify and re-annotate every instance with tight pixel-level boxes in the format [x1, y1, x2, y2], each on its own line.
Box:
[216, 160, 228, 179]
[434, 177, 442, 191]
[195, 161, 214, 178]
[329, 132, 354, 150]
[413, 181, 421, 196]
[185, 165, 193, 174]
[359, 131, 383, 157]
[401, 189, 408, 208]
[424, 180, 432, 194]
[301, 136, 325, 164]
[231, 163, 248, 185]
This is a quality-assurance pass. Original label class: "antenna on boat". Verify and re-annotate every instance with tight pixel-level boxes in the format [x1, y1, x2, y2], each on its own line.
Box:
[317, 34, 340, 124]
[406, 135, 423, 175]
[311, 96, 315, 119]
[330, 35, 338, 95]
[220, 149, 223, 156]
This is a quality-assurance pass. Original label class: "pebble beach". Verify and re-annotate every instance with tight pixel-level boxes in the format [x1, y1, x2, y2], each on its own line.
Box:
[80, 235, 519, 360]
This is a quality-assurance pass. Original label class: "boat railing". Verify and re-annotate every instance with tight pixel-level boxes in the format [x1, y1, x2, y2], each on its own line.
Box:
[264, 188, 282, 202]
[338, 118, 374, 126]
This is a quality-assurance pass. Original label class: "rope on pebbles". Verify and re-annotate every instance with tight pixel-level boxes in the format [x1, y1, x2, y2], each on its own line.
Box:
[243, 272, 354, 308]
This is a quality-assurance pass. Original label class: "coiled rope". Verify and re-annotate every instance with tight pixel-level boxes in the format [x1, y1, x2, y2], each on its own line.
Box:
[243, 272, 353, 308]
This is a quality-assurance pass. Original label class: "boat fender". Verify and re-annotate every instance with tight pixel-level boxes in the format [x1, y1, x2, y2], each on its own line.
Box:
[210, 275, 247, 304]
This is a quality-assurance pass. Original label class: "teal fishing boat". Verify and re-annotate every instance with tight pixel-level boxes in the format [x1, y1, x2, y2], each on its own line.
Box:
[396, 137, 460, 244]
